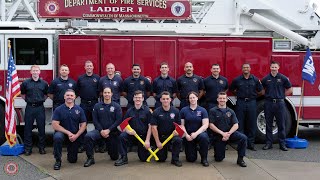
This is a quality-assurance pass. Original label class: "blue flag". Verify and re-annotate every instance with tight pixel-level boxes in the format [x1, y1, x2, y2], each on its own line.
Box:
[302, 48, 316, 84]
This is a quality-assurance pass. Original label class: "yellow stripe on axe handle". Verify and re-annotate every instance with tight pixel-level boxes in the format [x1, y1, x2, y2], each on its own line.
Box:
[125, 125, 159, 161]
[146, 133, 174, 162]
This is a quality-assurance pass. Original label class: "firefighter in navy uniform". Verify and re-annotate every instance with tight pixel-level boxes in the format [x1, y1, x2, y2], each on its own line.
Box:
[21, 65, 48, 156]
[52, 89, 87, 170]
[209, 92, 247, 167]
[48, 64, 77, 111]
[152, 62, 178, 108]
[261, 61, 292, 151]
[98, 63, 123, 104]
[83, 87, 123, 167]
[177, 62, 204, 108]
[76, 60, 100, 153]
[151, 91, 183, 167]
[229, 63, 263, 151]
[115, 90, 152, 166]
[204, 64, 228, 110]
[180, 91, 210, 167]
[123, 64, 152, 108]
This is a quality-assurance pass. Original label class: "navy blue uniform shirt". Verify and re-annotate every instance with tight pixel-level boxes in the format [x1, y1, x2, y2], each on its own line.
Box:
[92, 101, 122, 132]
[209, 107, 238, 133]
[150, 106, 181, 136]
[152, 75, 178, 101]
[123, 75, 152, 105]
[261, 73, 292, 99]
[229, 74, 263, 99]
[98, 75, 123, 102]
[124, 105, 152, 135]
[177, 74, 204, 99]
[180, 106, 208, 134]
[204, 75, 228, 103]
[77, 73, 100, 101]
[52, 104, 87, 134]
[48, 77, 77, 104]
[21, 78, 48, 103]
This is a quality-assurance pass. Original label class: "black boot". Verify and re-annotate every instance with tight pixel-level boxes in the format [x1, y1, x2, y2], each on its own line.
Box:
[84, 156, 95, 167]
[237, 156, 247, 167]
[114, 156, 128, 166]
[54, 160, 61, 170]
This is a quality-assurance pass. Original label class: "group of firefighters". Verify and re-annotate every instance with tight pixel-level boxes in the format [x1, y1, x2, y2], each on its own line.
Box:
[20, 60, 292, 170]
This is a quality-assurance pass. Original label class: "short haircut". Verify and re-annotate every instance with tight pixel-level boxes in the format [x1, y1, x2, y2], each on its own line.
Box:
[134, 90, 144, 96]
[242, 63, 250, 68]
[65, 89, 75, 95]
[85, 60, 93, 64]
[271, 61, 280, 66]
[132, 64, 140, 68]
[218, 92, 227, 97]
[160, 91, 171, 98]
[212, 64, 220, 67]
[160, 62, 168, 68]
[30, 65, 40, 70]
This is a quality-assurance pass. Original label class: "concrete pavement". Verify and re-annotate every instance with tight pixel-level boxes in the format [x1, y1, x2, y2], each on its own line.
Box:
[15, 145, 320, 180]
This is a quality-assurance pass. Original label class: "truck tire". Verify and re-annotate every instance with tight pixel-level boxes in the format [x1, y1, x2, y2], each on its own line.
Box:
[0, 104, 5, 145]
[255, 100, 292, 143]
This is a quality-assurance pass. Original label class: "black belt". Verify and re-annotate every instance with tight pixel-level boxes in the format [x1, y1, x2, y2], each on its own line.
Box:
[267, 99, 284, 103]
[238, 98, 255, 102]
[81, 100, 97, 104]
[27, 102, 43, 107]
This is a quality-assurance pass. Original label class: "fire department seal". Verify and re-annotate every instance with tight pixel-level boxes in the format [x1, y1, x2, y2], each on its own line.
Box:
[193, 78, 198, 82]
[45, 1, 59, 15]
[226, 112, 232, 118]
[4, 160, 19, 176]
[75, 110, 80, 115]
[171, 2, 185, 17]
[93, 78, 97, 82]
[68, 83, 73, 87]
[110, 106, 115, 112]
[113, 81, 117, 86]
[219, 80, 224, 84]
[170, 113, 175, 119]
[140, 80, 144, 85]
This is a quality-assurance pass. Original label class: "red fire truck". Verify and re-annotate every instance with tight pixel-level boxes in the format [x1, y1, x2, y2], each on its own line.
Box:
[0, 0, 320, 145]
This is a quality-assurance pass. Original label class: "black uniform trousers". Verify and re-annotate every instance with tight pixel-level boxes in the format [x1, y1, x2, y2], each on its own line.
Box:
[53, 131, 80, 163]
[118, 132, 149, 161]
[78, 101, 96, 147]
[264, 100, 286, 145]
[235, 99, 257, 145]
[184, 132, 209, 162]
[84, 129, 119, 160]
[24, 104, 46, 151]
[157, 135, 182, 162]
[213, 131, 247, 161]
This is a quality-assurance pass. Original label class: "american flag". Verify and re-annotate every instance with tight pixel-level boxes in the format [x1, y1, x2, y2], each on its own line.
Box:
[5, 47, 20, 147]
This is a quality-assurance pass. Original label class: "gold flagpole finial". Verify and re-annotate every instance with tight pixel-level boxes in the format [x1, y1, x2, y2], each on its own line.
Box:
[8, 40, 11, 49]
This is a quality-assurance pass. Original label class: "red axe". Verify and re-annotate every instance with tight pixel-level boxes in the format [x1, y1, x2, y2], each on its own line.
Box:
[146, 122, 184, 162]
[119, 117, 159, 161]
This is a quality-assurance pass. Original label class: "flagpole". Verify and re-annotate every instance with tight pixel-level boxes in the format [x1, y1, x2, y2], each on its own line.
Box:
[295, 80, 305, 137]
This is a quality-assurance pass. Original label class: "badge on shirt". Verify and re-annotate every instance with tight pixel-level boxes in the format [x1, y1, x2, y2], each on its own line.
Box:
[170, 113, 175, 119]
[113, 81, 117, 86]
[226, 112, 231, 117]
[140, 80, 144, 85]
[219, 80, 224, 84]
[277, 79, 282, 82]
[68, 83, 73, 87]
[196, 111, 202, 116]
[75, 110, 80, 115]
[193, 78, 197, 83]
[100, 108, 104, 111]
[93, 78, 97, 82]
[110, 106, 115, 112]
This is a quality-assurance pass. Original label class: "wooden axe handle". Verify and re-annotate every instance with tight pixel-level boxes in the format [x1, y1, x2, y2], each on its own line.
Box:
[146, 133, 174, 162]
[126, 125, 159, 161]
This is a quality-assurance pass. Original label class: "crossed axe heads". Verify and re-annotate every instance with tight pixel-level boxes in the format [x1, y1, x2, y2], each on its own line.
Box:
[119, 117, 184, 162]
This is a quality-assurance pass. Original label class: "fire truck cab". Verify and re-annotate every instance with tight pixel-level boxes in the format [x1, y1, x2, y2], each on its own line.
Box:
[1, 0, 320, 145]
